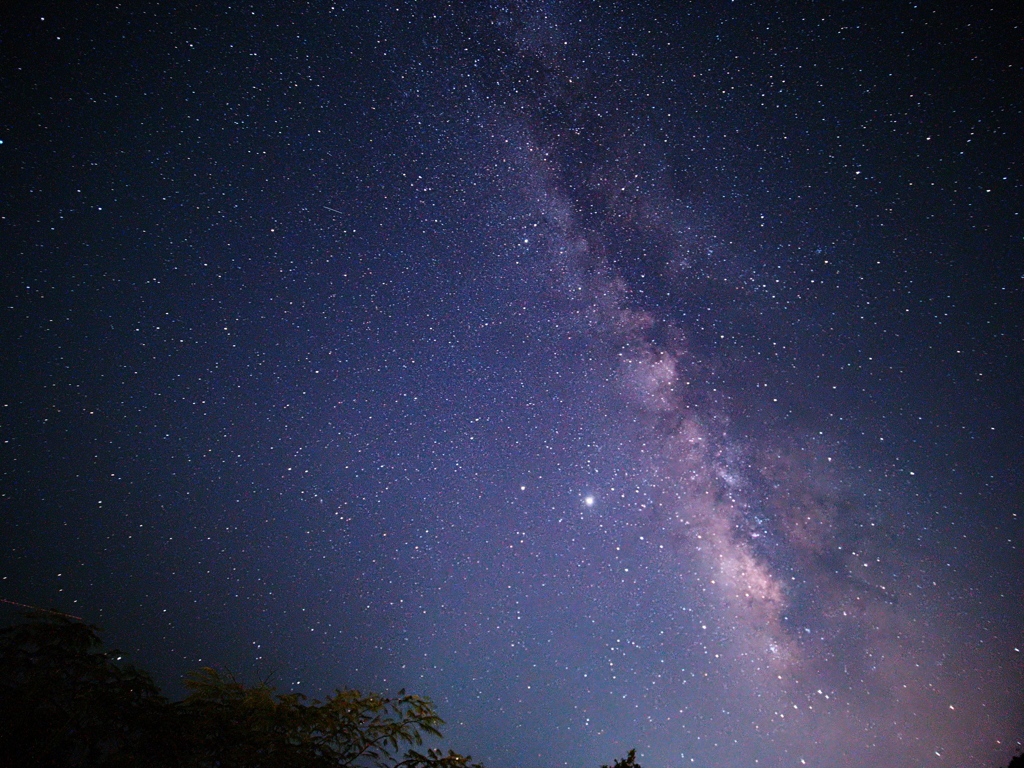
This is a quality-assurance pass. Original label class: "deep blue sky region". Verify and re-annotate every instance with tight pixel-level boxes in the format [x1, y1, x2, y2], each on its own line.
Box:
[2, 2, 1023, 767]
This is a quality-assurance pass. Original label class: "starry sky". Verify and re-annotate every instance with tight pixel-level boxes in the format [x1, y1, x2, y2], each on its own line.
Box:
[2, 2, 1023, 767]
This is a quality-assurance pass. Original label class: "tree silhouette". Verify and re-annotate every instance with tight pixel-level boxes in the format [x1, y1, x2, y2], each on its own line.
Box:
[1, 612, 642, 768]
[0, 613, 482, 768]
[178, 666, 481, 768]
[0, 613, 168, 766]
[601, 748, 641, 768]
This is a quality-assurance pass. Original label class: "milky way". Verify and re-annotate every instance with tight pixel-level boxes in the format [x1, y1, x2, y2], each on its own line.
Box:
[2, 2, 1022, 768]
[468, 9, 1021, 763]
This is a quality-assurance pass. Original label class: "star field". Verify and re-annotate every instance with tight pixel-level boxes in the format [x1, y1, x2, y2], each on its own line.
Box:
[2, 2, 1022, 767]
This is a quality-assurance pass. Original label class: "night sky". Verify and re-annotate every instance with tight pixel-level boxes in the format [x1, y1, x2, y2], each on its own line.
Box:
[2, 2, 1023, 767]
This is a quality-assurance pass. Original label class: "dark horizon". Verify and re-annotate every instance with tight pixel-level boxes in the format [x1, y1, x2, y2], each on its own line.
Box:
[2, 2, 1022, 767]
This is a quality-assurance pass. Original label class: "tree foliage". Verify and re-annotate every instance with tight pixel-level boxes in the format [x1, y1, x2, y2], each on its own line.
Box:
[601, 749, 641, 768]
[0, 613, 483, 768]
[0, 612, 642, 768]
[0, 613, 168, 767]
[179, 667, 481, 768]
